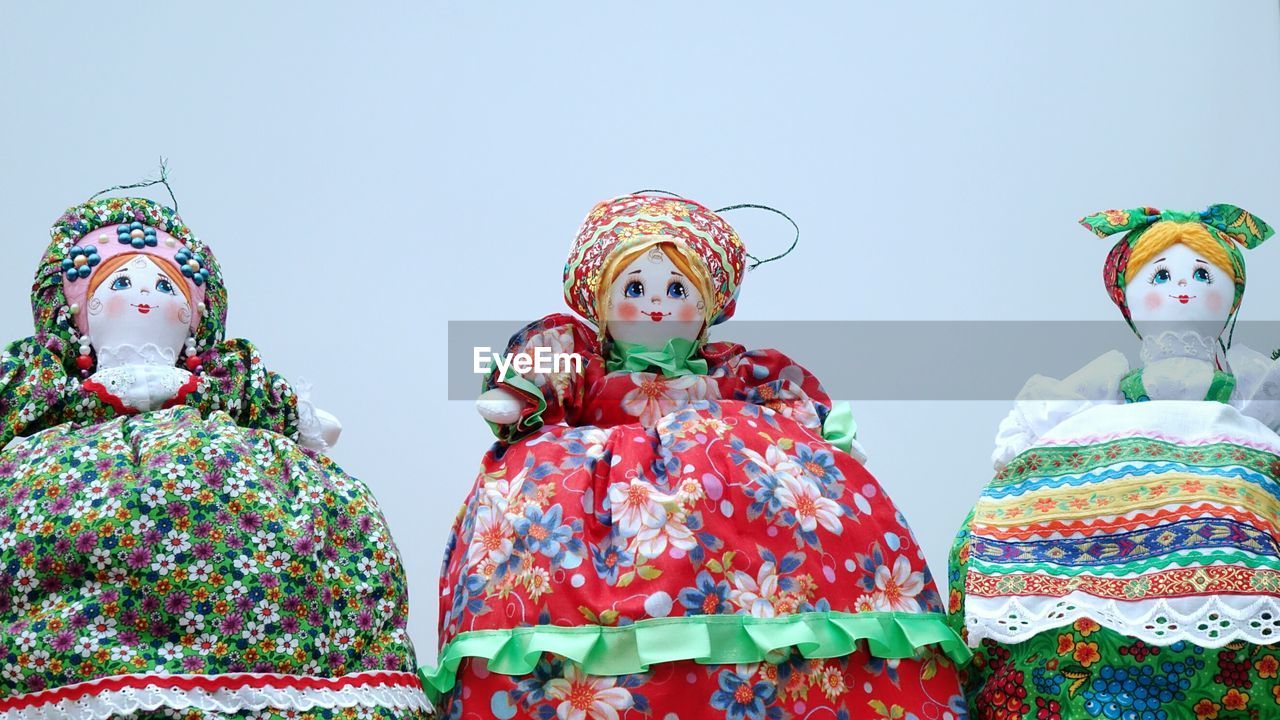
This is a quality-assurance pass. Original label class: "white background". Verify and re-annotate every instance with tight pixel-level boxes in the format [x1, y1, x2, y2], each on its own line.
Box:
[3, 2, 1279, 662]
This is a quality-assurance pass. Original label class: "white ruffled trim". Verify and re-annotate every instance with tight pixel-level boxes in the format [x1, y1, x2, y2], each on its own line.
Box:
[0, 671, 432, 720]
[965, 592, 1280, 648]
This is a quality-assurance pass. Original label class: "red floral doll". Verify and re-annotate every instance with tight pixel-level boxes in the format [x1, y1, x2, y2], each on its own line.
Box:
[423, 193, 968, 720]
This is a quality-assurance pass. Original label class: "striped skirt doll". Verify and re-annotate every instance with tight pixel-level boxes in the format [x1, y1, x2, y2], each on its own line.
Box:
[952, 206, 1280, 719]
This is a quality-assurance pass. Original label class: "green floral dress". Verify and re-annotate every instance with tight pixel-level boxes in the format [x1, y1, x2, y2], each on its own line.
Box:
[0, 197, 429, 719]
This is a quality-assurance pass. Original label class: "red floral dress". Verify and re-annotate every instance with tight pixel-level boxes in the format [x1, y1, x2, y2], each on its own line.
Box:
[427, 315, 967, 720]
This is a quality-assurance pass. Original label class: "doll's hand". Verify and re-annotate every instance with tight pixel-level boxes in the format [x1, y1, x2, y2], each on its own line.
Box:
[476, 388, 525, 424]
[847, 437, 869, 465]
[293, 380, 343, 451]
[314, 408, 343, 448]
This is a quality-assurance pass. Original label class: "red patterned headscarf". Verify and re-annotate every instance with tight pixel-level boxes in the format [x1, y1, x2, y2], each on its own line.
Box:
[563, 194, 746, 329]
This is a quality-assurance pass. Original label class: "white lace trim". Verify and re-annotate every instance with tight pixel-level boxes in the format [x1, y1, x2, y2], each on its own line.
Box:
[87, 365, 193, 412]
[95, 342, 179, 368]
[965, 592, 1280, 648]
[1139, 328, 1220, 366]
[0, 670, 432, 720]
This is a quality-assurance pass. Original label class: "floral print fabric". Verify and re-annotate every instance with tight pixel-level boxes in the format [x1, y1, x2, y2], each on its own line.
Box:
[436, 314, 966, 719]
[966, 625, 1280, 720]
[0, 396, 426, 717]
[445, 649, 963, 720]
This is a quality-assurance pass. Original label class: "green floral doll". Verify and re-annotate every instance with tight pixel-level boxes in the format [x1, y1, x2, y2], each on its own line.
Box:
[0, 195, 431, 718]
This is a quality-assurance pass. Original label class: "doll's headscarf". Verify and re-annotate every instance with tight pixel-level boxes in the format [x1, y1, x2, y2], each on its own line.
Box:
[1080, 204, 1273, 334]
[34, 197, 227, 370]
[563, 194, 746, 332]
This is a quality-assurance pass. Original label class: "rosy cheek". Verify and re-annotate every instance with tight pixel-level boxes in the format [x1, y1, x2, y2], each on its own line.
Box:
[104, 295, 128, 317]
[676, 304, 699, 322]
[1142, 291, 1163, 311]
[1205, 290, 1225, 314]
[166, 302, 187, 324]
[615, 301, 640, 321]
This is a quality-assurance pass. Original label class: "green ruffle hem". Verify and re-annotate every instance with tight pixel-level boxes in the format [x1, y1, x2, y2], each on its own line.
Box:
[418, 610, 969, 698]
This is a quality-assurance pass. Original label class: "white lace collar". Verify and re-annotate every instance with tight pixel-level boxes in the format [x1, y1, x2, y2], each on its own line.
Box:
[95, 342, 178, 369]
[87, 365, 194, 412]
[1139, 329, 1220, 366]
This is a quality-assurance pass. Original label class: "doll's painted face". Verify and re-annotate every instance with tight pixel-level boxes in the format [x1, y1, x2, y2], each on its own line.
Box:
[605, 246, 706, 347]
[87, 255, 192, 358]
[1126, 242, 1234, 336]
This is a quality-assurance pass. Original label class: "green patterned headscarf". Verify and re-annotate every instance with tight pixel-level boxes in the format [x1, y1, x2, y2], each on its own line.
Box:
[1079, 204, 1273, 334]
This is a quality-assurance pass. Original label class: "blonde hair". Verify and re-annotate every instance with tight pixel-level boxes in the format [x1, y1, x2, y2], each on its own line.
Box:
[87, 253, 192, 304]
[1128, 221, 1238, 285]
[595, 238, 713, 338]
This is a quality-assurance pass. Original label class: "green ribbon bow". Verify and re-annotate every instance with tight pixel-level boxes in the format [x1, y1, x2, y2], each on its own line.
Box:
[1080, 204, 1274, 248]
[1080, 204, 1274, 342]
[606, 336, 709, 377]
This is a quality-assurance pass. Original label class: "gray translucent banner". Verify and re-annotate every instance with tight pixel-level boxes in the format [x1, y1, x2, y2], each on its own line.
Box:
[448, 320, 1280, 401]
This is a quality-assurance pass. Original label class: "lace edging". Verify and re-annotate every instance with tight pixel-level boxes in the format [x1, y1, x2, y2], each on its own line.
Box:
[0, 670, 432, 720]
[965, 593, 1280, 648]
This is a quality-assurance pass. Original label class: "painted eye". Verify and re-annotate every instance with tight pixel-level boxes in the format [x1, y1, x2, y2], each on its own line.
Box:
[156, 277, 176, 295]
[624, 281, 644, 298]
[666, 281, 687, 299]
[110, 276, 132, 291]
[1152, 269, 1171, 284]
[1193, 267, 1211, 283]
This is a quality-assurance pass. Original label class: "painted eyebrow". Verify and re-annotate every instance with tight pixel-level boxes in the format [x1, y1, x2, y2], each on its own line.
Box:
[1154, 257, 1166, 263]
[1195, 258, 1210, 264]
[627, 269, 642, 275]
[670, 271, 686, 278]
[112, 267, 129, 274]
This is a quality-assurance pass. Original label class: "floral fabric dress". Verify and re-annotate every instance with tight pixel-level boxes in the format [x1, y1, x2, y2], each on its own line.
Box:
[951, 343, 1280, 720]
[0, 342, 429, 719]
[427, 314, 968, 720]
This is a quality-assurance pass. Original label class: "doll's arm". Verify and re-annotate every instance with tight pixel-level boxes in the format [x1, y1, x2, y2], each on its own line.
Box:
[819, 399, 869, 464]
[202, 338, 302, 438]
[992, 350, 1128, 469]
[720, 347, 855, 447]
[0, 338, 70, 449]
[481, 314, 596, 443]
[1227, 344, 1280, 431]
